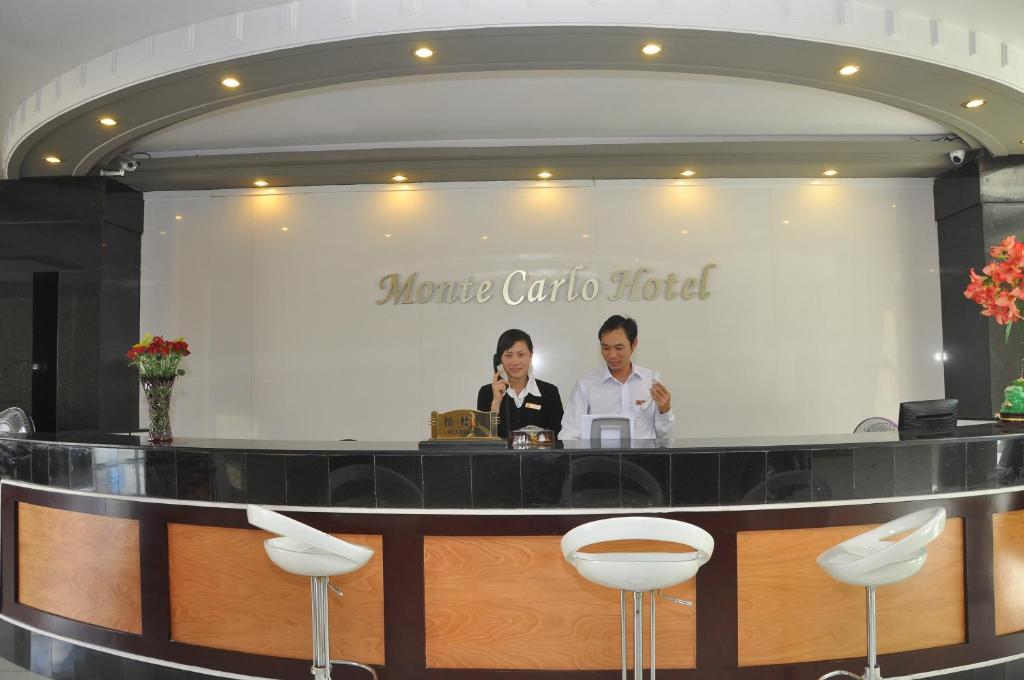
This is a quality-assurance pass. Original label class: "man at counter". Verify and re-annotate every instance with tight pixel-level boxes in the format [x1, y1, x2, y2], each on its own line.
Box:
[560, 315, 674, 440]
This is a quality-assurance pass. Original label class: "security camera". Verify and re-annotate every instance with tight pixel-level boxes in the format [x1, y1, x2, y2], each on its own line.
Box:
[949, 150, 967, 166]
[119, 158, 139, 173]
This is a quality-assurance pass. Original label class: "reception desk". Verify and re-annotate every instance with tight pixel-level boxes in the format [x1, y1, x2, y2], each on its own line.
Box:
[1, 426, 1024, 680]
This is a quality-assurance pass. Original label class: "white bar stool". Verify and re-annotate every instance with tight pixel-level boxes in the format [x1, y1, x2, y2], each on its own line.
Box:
[816, 507, 947, 680]
[246, 505, 378, 680]
[561, 517, 714, 680]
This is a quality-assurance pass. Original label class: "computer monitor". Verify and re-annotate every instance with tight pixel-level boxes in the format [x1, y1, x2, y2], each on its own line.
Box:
[581, 414, 634, 445]
[897, 399, 958, 437]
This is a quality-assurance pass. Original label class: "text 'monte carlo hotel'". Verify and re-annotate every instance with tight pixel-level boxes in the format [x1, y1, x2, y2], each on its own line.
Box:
[2, 2, 1024, 680]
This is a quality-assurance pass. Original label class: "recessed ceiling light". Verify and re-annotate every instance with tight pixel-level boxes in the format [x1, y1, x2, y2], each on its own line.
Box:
[159, 230, 166, 235]
[641, 43, 663, 56]
[582, 233, 591, 239]
[221, 77, 241, 88]
[891, 204, 897, 208]
[537, 171, 553, 179]
[281, 227, 289, 232]
[963, 98, 986, 109]
[481, 235, 489, 240]
[823, 169, 838, 176]
[98, 117, 118, 127]
[680, 169, 696, 177]
[782, 219, 790, 224]
[837, 64, 860, 76]
[413, 47, 434, 59]
[253, 179, 269, 187]
[680, 230, 688, 234]
[174, 215, 183, 221]
[44, 156, 61, 164]
[392, 175, 408, 182]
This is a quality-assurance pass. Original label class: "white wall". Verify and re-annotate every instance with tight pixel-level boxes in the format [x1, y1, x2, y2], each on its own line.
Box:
[141, 178, 943, 441]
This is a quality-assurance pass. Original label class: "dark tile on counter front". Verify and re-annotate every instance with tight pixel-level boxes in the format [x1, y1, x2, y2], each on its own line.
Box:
[998, 438, 1024, 486]
[92, 447, 118, 493]
[286, 454, 329, 506]
[936, 442, 966, 492]
[31, 446, 49, 484]
[211, 452, 246, 503]
[96, 652, 126, 680]
[118, 449, 145, 495]
[15, 452, 31, 481]
[766, 450, 812, 503]
[423, 455, 471, 508]
[70, 646, 101, 680]
[570, 454, 620, 508]
[29, 631, 51, 677]
[854, 446, 895, 499]
[472, 454, 521, 509]
[720, 451, 766, 504]
[48, 447, 69, 488]
[671, 452, 719, 505]
[175, 451, 211, 501]
[966, 439, 998, 490]
[50, 637, 81, 680]
[622, 453, 669, 507]
[144, 449, 177, 498]
[329, 455, 375, 507]
[894, 444, 935, 495]
[122, 656, 154, 680]
[522, 453, 570, 508]
[811, 449, 853, 500]
[376, 455, 423, 508]
[68, 447, 94, 490]
[246, 454, 287, 505]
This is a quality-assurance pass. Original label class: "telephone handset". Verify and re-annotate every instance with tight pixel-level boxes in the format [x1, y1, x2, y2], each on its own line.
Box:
[493, 354, 510, 383]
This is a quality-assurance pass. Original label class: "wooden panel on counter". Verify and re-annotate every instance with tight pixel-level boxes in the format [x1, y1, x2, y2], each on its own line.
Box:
[994, 509, 1024, 635]
[737, 519, 964, 667]
[18, 503, 142, 633]
[168, 524, 384, 663]
[424, 536, 696, 670]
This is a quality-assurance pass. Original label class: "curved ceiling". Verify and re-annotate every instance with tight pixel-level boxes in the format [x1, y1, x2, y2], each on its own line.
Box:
[3, 1, 1023, 188]
[137, 70, 951, 155]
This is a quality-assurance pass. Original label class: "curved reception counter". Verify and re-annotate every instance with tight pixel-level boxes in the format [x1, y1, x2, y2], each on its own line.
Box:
[1, 427, 1024, 680]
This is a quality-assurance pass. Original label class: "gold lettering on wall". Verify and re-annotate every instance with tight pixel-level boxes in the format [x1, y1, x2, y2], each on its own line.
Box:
[376, 264, 718, 306]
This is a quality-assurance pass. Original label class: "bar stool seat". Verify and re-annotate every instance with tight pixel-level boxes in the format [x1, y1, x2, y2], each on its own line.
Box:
[562, 517, 713, 680]
[263, 536, 370, 577]
[247, 505, 377, 680]
[816, 507, 946, 680]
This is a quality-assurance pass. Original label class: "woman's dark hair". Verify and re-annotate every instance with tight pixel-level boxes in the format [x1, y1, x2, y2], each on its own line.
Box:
[496, 328, 534, 357]
[598, 315, 638, 345]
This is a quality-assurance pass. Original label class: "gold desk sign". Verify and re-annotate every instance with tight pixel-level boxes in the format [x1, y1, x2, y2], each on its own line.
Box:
[430, 409, 501, 440]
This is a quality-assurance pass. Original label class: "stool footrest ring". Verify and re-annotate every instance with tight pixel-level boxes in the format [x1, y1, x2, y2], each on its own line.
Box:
[818, 670, 870, 680]
[331, 658, 379, 680]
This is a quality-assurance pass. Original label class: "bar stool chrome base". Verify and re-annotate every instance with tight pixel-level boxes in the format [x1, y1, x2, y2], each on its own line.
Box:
[817, 585, 882, 680]
[309, 576, 377, 680]
[615, 590, 691, 680]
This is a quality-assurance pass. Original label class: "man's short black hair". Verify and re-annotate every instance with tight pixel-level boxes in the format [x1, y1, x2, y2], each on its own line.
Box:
[598, 315, 638, 345]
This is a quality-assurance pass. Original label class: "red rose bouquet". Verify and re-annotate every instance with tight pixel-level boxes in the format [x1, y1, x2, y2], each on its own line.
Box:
[964, 235, 1024, 341]
[126, 334, 191, 377]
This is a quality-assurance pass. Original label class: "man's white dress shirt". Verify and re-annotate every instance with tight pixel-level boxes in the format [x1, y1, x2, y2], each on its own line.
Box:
[560, 364, 674, 440]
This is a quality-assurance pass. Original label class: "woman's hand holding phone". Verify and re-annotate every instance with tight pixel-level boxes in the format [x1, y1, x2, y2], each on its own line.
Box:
[490, 367, 510, 410]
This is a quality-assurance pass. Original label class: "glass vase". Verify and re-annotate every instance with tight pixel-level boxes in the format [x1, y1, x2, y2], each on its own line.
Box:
[141, 376, 175, 444]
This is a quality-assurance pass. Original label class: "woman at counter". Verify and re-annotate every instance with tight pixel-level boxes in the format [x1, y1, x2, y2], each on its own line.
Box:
[477, 328, 563, 438]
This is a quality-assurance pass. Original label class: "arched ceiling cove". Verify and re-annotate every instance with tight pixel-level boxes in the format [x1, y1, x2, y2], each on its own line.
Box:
[2, 1, 1022, 188]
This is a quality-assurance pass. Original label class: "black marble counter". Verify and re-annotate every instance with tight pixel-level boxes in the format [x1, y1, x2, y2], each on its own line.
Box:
[2, 425, 1023, 509]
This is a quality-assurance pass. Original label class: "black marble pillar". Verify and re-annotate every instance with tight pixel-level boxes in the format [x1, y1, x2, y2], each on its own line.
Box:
[935, 155, 1024, 418]
[0, 178, 142, 432]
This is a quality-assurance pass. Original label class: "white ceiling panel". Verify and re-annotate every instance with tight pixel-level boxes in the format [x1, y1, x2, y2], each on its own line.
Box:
[136, 70, 952, 156]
